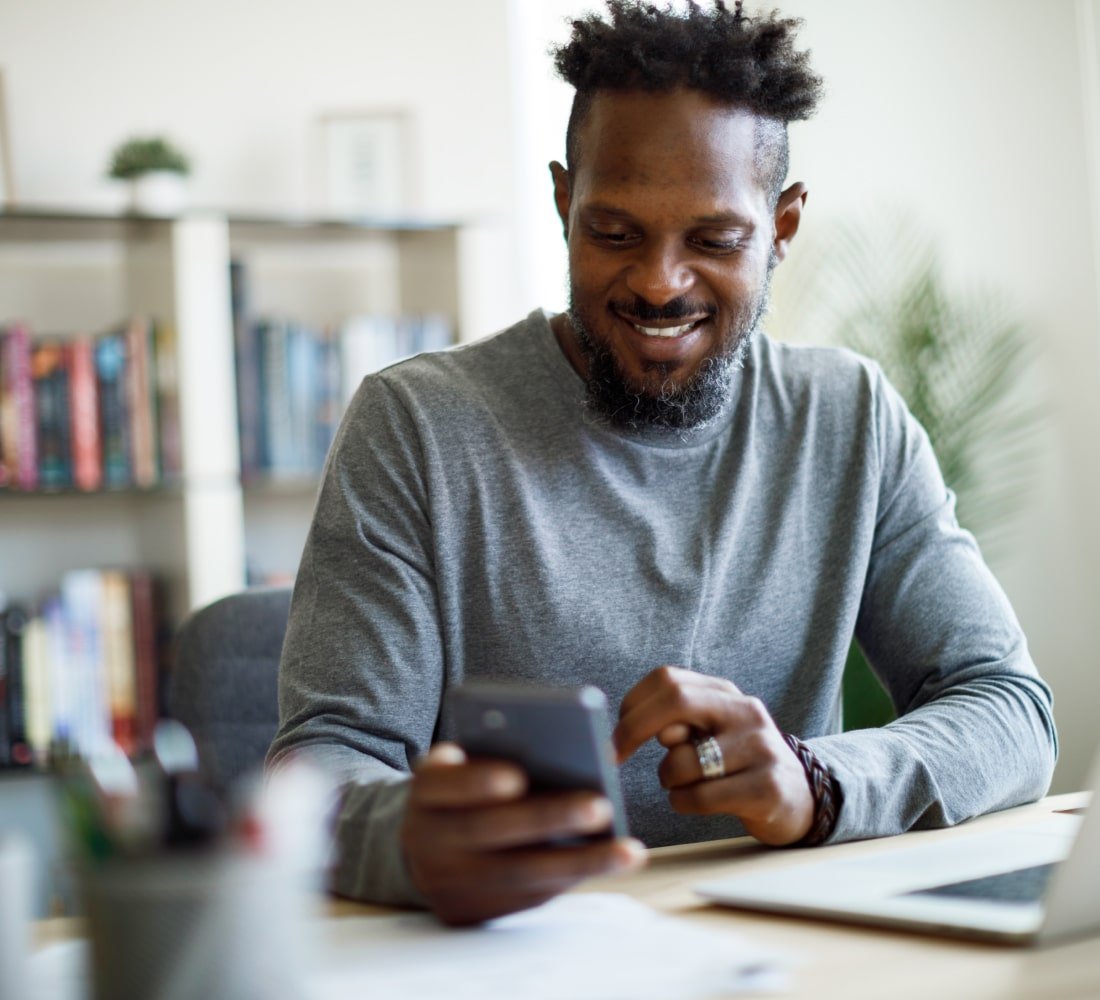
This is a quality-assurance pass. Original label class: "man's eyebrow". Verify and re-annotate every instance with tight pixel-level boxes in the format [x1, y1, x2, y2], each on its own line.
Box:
[691, 212, 755, 227]
[581, 204, 754, 227]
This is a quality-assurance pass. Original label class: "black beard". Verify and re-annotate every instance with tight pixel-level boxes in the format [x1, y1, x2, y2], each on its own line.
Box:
[567, 278, 771, 433]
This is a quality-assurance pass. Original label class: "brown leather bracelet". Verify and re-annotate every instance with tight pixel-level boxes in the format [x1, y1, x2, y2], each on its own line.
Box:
[783, 732, 843, 847]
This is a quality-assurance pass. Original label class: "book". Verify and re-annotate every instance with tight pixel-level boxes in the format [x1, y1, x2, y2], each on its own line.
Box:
[126, 316, 158, 488]
[100, 569, 137, 755]
[31, 339, 72, 490]
[68, 334, 103, 492]
[2, 324, 37, 489]
[231, 260, 264, 481]
[129, 569, 159, 749]
[340, 314, 403, 404]
[0, 331, 8, 489]
[21, 611, 50, 765]
[0, 607, 10, 765]
[153, 322, 182, 481]
[95, 330, 131, 488]
[60, 569, 111, 757]
[1, 605, 33, 767]
[314, 325, 342, 469]
[287, 322, 318, 474]
[260, 319, 294, 473]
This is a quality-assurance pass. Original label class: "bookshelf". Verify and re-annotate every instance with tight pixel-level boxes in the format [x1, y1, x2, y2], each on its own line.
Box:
[0, 207, 468, 623]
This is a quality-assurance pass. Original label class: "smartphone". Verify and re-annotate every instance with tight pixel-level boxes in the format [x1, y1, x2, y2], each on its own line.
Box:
[445, 681, 630, 839]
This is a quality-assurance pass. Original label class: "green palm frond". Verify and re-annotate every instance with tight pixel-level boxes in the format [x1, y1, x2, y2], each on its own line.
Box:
[778, 214, 1044, 561]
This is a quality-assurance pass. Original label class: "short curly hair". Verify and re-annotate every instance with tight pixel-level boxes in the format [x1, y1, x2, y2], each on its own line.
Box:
[552, 1, 824, 205]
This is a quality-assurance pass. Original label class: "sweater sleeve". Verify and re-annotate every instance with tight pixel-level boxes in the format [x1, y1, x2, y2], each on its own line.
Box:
[266, 375, 439, 905]
[807, 364, 1057, 841]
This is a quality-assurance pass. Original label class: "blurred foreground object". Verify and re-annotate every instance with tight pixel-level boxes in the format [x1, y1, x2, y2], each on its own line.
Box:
[0, 833, 32, 1000]
[60, 722, 331, 1000]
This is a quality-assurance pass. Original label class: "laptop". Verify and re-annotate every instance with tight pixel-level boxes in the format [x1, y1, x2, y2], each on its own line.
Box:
[696, 758, 1099, 945]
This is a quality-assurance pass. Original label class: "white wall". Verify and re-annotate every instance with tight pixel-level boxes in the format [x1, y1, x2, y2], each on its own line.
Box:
[517, 0, 1100, 793]
[776, 0, 1100, 795]
[0, 0, 526, 336]
[4, 0, 1098, 792]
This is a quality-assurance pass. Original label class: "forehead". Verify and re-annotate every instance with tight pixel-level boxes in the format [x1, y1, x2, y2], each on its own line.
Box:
[571, 89, 766, 213]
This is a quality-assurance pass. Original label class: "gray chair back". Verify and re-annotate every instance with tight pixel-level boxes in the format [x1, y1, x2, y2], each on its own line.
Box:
[167, 587, 292, 797]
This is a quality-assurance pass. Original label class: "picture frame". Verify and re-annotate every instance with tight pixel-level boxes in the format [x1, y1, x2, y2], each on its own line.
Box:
[318, 110, 412, 219]
[0, 68, 15, 206]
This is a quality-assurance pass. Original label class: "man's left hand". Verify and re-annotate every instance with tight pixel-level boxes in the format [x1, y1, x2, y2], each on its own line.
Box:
[614, 665, 814, 846]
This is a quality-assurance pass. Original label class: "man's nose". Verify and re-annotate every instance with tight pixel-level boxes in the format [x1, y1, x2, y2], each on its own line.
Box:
[623, 241, 694, 306]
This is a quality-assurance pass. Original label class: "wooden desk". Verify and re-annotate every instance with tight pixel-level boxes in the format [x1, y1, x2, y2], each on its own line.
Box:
[568, 792, 1095, 1000]
[39, 794, 1095, 1000]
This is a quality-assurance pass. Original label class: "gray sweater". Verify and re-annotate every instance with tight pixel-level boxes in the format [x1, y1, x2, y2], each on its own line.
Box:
[269, 309, 1057, 905]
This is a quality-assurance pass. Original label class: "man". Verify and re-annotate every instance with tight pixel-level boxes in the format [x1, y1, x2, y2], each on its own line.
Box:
[268, 1, 1057, 927]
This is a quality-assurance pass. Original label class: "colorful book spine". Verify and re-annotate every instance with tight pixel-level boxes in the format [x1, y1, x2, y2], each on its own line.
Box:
[31, 339, 72, 490]
[69, 334, 103, 492]
[3, 324, 37, 489]
[100, 570, 137, 755]
[95, 330, 131, 488]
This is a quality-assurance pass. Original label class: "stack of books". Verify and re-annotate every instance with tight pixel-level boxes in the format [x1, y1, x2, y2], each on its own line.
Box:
[231, 260, 453, 482]
[0, 318, 181, 493]
[0, 569, 162, 769]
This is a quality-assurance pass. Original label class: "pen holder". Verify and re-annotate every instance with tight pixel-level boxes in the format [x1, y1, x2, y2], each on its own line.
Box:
[81, 849, 312, 1000]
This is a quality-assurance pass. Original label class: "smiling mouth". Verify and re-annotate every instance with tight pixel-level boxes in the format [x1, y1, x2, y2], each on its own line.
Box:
[621, 316, 709, 339]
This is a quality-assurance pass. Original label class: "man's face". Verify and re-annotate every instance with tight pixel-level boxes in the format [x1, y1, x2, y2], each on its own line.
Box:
[552, 88, 802, 429]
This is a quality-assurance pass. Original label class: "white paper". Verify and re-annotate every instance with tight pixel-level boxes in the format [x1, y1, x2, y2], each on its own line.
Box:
[309, 893, 787, 1000]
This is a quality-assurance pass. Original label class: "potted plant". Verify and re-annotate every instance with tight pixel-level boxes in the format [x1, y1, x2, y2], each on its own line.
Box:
[107, 136, 191, 215]
[775, 214, 1044, 729]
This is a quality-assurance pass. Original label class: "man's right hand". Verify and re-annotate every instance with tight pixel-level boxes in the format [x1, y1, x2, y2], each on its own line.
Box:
[400, 742, 646, 926]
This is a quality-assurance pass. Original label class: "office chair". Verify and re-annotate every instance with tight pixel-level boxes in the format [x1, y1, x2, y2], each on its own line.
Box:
[167, 586, 292, 797]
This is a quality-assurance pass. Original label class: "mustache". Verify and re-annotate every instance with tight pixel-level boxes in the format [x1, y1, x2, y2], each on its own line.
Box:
[609, 297, 717, 323]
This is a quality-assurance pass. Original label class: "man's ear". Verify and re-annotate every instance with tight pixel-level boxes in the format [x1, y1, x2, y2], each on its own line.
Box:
[772, 182, 807, 263]
[550, 160, 571, 240]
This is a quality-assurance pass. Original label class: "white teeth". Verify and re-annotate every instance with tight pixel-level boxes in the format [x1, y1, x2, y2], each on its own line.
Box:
[634, 322, 697, 338]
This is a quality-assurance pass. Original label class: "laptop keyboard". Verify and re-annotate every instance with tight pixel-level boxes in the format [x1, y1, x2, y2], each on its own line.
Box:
[908, 863, 1057, 904]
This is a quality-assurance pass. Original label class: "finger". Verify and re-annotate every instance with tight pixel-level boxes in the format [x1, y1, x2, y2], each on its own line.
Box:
[427, 838, 647, 926]
[420, 791, 617, 852]
[667, 766, 777, 817]
[413, 741, 467, 769]
[618, 665, 696, 719]
[669, 767, 813, 846]
[656, 722, 692, 747]
[411, 755, 528, 809]
[426, 836, 647, 898]
[614, 677, 742, 762]
[658, 727, 773, 789]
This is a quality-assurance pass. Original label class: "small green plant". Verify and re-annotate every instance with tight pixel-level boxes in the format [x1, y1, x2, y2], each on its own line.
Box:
[107, 136, 191, 180]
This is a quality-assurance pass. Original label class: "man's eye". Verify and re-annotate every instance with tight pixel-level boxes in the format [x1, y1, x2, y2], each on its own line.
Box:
[591, 229, 637, 245]
[693, 236, 742, 254]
